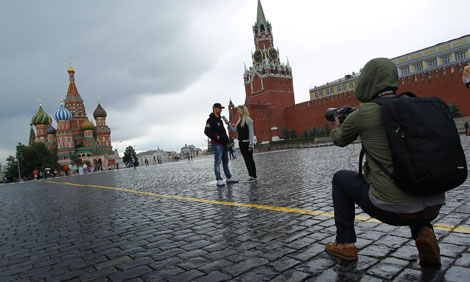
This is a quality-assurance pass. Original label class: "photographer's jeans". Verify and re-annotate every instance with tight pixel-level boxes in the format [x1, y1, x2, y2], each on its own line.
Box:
[332, 170, 437, 243]
[213, 144, 232, 181]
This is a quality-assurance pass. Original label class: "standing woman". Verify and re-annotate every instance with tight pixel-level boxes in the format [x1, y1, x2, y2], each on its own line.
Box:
[227, 105, 257, 182]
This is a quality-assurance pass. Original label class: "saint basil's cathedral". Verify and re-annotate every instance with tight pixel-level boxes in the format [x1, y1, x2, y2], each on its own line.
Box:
[29, 65, 116, 169]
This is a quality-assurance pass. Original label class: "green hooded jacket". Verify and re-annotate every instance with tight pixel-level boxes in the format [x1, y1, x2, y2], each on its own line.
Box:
[331, 58, 444, 204]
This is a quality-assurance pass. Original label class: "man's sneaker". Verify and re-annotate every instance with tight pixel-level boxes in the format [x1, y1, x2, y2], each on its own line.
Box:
[216, 180, 225, 187]
[325, 242, 358, 261]
[226, 177, 239, 184]
[415, 227, 441, 266]
[245, 177, 257, 182]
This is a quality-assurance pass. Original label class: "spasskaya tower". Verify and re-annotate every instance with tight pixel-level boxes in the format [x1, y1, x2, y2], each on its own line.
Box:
[240, 0, 295, 142]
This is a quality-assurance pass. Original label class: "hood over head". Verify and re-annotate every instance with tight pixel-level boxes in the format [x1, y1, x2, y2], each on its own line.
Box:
[354, 58, 399, 102]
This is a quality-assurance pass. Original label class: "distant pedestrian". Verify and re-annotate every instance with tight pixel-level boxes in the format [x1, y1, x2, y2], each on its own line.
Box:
[133, 159, 136, 170]
[227, 105, 257, 182]
[465, 120, 469, 136]
[33, 169, 39, 180]
[204, 103, 239, 187]
[83, 163, 88, 174]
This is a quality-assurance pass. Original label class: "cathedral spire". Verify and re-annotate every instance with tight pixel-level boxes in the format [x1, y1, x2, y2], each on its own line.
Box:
[65, 64, 82, 100]
[29, 123, 36, 145]
[256, 0, 266, 24]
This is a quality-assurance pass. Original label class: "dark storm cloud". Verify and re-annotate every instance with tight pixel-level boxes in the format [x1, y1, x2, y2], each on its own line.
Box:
[0, 0, 214, 117]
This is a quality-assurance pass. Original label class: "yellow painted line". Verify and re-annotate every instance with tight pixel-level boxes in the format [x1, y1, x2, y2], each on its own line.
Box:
[44, 180, 470, 234]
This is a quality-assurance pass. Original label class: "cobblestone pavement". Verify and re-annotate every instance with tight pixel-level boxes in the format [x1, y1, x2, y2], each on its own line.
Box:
[1, 136, 469, 282]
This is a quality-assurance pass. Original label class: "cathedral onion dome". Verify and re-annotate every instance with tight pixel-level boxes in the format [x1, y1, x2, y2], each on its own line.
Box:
[68, 64, 75, 73]
[31, 103, 52, 125]
[80, 118, 95, 130]
[54, 101, 72, 121]
[46, 124, 56, 135]
[93, 102, 107, 119]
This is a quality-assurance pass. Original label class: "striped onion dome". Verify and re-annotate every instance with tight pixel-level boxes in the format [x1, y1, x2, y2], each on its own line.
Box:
[93, 102, 107, 119]
[46, 124, 56, 135]
[80, 118, 95, 130]
[54, 101, 72, 121]
[31, 103, 52, 125]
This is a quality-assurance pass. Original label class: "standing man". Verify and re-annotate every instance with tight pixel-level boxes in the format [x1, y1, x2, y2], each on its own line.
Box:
[204, 103, 239, 187]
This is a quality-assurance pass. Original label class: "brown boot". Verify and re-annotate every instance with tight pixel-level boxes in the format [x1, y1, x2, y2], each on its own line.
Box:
[415, 227, 441, 266]
[325, 242, 358, 261]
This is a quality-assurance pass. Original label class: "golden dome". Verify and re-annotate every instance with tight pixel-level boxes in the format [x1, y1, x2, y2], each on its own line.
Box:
[80, 119, 95, 130]
[68, 63, 75, 73]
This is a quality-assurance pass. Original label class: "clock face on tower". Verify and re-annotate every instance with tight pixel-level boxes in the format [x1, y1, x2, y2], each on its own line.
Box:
[253, 50, 264, 64]
[267, 47, 278, 62]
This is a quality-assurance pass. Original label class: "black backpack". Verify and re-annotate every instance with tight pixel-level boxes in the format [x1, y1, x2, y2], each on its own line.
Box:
[359, 91, 467, 196]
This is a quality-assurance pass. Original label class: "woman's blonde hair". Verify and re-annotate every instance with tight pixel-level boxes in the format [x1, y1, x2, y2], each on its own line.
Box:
[236, 105, 249, 128]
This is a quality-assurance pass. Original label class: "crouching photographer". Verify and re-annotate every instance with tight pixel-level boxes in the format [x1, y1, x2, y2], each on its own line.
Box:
[324, 58, 445, 266]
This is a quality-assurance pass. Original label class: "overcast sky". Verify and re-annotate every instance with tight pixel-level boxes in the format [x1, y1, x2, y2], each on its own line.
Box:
[0, 0, 468, 164]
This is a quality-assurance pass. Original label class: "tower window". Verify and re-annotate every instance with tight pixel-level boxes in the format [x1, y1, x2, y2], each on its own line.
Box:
[401, 66, 409, 75]
[457, 51, 466, 61]
[442, 55, 450, 65]
[428, 59, 436, 69]
[260, 24, 265, 33]
[414, 63, 422, 72]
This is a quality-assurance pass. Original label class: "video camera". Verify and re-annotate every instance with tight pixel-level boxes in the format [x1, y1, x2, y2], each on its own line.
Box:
[325, 106, 355, 124]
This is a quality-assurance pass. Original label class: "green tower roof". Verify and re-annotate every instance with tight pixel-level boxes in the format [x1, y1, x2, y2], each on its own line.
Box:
[256, 0, 266, 24]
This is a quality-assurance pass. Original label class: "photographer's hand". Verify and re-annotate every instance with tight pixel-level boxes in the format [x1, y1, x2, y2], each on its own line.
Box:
[334, 116, 341, 127]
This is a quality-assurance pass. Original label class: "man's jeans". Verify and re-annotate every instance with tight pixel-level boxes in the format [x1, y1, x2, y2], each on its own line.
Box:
[332, 170, 438, 243]
[213, 144, 232, 180]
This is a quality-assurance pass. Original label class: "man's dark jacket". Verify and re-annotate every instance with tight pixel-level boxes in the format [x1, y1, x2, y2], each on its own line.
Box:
[204, 113, 229, 145]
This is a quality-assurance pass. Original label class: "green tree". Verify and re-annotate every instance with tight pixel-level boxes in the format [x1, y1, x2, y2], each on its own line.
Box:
[302, 128, 308, 137]
[448, 102, 463, 118]
[324, 122, 331, 135]
[282, 126, 289, 139]
[5, 155, 18, 180]
[123, 146, 139, 166]
[309, 126, 317, 137]
[6, 142, 58, 180]
[290, 128, 297, 138]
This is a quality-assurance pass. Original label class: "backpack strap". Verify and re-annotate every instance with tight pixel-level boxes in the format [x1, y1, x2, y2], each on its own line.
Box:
[359, 145, 394, 181]
[359, 146, 365, 177]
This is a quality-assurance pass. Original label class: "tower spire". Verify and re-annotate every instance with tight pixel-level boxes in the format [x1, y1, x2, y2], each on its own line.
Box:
[256, 0, 266, 24]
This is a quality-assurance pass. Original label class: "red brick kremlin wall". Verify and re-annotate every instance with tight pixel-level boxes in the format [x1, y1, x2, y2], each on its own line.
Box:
[282, 64, 469, 138]
[398, 64, 470, 116]
[232, 63, 469, 143]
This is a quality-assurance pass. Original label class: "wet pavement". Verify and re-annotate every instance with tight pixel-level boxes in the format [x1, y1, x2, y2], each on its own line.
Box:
[1, 136, 469, 281]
